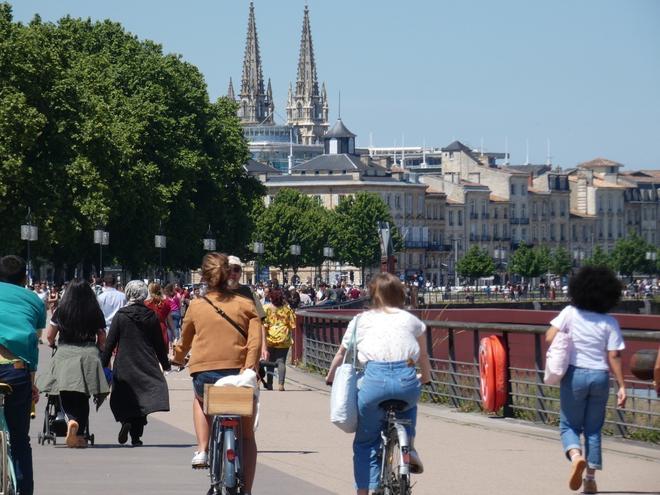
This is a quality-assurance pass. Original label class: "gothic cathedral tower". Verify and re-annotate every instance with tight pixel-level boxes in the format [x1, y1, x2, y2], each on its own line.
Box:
[286, 5, 329, 145]
[234, 2, 274, 125]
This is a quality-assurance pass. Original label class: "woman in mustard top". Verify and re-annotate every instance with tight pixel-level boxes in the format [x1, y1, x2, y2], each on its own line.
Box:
[262, 288, 296, 391]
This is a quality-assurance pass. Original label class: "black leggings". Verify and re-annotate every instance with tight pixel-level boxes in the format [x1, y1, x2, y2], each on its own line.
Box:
[59, 391, 89, 436]
[264, 347, 290, 386]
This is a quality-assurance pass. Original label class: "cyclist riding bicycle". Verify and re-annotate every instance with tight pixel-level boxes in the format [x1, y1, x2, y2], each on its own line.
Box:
[172, 252, 262, 495]
[0, 255, 46, 495]
[326, 272, 432, 495]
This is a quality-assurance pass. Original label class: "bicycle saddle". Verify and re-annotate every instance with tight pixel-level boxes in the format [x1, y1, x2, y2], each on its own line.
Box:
[0, 383, 13, 395]
[379, 399, 407, 412]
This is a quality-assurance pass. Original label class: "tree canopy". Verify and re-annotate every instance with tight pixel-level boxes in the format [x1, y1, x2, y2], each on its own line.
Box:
[330, 192, 402, 281]
[509, 243, 546, 280]
[548, 247, 573, 277]
[609, 233, 654, 280]
[251, 189, 332, 273]
[0, 5, 263, 277]
[456, 245, 495, 286]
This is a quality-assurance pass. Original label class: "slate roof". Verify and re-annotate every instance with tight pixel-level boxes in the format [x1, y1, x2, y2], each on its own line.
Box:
[441, 140, 473, 153]
[324, 118, 356, 138]
[244, 159, 280, 174]
[291, 153, 371, 173]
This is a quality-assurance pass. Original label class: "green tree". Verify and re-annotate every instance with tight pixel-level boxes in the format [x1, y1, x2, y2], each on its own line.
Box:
[252, 189, 331, 278]
[610, 233, 651, 280]
[549, 246, 573, 277]
[583, 245, 612, 269]
[0, 7, 263, 277]
[509, 243, 545, 281]
[456, 245, 495, 287]
[330, 192, 400, 284]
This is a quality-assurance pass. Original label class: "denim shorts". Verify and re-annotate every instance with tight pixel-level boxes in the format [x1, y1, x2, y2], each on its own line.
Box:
[191, 369, 241, 398]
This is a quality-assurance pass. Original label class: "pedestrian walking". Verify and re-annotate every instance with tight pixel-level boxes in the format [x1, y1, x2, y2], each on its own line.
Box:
[0, 256, 46, 495]
[97, 274, 127, 331]
[101, 280, 171, 446]
[164, 283, 182, 344]
[545, 266, 626, 494]
[144, 282, 173, 349]
[37, 280, 109, 448]
[261, 288, 296, 391]
[172, 252, 261, 493]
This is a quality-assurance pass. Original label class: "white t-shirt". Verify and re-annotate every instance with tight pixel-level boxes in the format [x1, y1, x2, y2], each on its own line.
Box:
[341, 308, 426, 364]
[97, 287, 127, 330]
[550, 305, 625, 371]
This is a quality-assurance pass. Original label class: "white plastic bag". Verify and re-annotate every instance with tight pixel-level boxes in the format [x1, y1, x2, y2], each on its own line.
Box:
[330, 319, 359, 433]
[544, 331, 573, 385]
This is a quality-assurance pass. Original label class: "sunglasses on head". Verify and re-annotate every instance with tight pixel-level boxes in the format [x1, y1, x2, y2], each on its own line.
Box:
[230, 265, 242, 273]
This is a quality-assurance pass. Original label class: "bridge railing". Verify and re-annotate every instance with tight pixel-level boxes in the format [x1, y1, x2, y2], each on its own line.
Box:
[296, 310, 660, 441]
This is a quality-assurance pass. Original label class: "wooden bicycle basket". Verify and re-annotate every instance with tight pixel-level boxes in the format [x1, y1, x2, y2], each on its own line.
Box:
[203, 384, 254, 416]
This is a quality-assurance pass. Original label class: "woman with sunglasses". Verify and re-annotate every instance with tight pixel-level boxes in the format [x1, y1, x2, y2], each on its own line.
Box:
[173, 252, 262, 494]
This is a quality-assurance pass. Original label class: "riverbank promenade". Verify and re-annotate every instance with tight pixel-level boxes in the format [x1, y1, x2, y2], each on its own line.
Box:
[31, 345, 658, 495]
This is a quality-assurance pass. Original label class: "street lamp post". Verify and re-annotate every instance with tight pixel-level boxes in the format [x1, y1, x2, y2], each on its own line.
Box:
[290, 243, 301, 285]
[154, 222, 166, 282]
[323, 246, 334, 285]
[253, 241, 264, 284]
[202, 225, 216, 251]
[494, 247, 507, 286]
[20, 208, 38, 285]
[93, 228, 110, 277]
[573, 248, 585, 268]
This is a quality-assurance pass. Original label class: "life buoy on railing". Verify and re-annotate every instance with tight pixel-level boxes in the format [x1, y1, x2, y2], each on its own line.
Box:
[479, 335, 508, 412]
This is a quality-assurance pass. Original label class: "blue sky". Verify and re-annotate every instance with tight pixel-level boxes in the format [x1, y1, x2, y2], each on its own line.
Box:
[9, 0, 660, 170]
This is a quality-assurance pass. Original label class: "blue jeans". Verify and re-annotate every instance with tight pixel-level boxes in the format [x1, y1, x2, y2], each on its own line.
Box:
[0, 364, 33, 495]
[354, 361, 421, 490]
[170, 311, 182, 342]
[191, 369, 241, 399]
[560, 366, 610, 470]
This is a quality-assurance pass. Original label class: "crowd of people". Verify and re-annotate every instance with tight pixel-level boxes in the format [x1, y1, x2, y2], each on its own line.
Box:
[0, 252, 658, 494]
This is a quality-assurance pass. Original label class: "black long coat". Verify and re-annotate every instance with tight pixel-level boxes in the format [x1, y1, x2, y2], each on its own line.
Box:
[101, 303, 171, 422]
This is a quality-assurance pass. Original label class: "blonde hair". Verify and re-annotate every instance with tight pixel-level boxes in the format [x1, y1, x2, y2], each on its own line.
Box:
[148, 282, 163, 304]
[201, 252, 230, 291]
[369, 273, 406, 309]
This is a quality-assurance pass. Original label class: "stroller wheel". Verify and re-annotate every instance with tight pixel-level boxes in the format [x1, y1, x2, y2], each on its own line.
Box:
[52, 437, 56, 446]
[89, 434, 95, 446]
[37, 433, 43, 445]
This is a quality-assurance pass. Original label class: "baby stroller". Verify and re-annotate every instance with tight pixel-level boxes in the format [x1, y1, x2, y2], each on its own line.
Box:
[37, 394, 95, 446]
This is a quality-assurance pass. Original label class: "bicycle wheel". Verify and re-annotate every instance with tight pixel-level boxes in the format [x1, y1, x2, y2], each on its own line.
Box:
[221, 429, 238, 494]
[208, 418, 223, 495]
[383, 428, 411, 495]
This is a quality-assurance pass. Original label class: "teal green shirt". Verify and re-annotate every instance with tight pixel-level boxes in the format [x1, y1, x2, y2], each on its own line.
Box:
[0, 282, 47, 371]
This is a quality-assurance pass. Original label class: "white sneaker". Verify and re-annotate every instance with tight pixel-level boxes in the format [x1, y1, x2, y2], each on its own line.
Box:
[191, 450, 208, 468]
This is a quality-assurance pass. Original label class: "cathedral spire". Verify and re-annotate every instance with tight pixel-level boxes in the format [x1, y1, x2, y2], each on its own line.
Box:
[237, 1, 273, 124]
[227, 77, 235, 100]
[286, 4, 328, 144]
[241, 1, 264, 97]
[295, 4, 319, 100]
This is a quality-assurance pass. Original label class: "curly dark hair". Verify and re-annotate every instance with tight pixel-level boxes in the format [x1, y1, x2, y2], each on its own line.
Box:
[568, 266, 622, 314]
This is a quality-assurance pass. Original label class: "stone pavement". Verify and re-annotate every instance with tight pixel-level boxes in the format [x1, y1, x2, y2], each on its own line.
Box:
[32, 343, 659, 494]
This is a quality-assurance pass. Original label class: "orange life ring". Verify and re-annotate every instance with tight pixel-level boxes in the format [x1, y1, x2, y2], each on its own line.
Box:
[479, 335, 508, 412]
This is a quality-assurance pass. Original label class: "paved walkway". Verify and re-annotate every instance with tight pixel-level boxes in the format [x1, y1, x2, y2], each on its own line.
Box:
[32, 344, 659, 494]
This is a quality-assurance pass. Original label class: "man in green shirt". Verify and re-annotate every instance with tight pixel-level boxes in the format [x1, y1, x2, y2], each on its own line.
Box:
[0, 255, 46, 495]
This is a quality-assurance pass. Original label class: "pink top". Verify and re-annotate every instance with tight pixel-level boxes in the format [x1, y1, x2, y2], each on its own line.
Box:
[167, 294, 181, 312]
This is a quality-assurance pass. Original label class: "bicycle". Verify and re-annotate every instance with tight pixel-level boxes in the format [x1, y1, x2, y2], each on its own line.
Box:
[204, 384, 253, 495]
[0, 383, 17, 495]
[376, 399, 413, 495]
